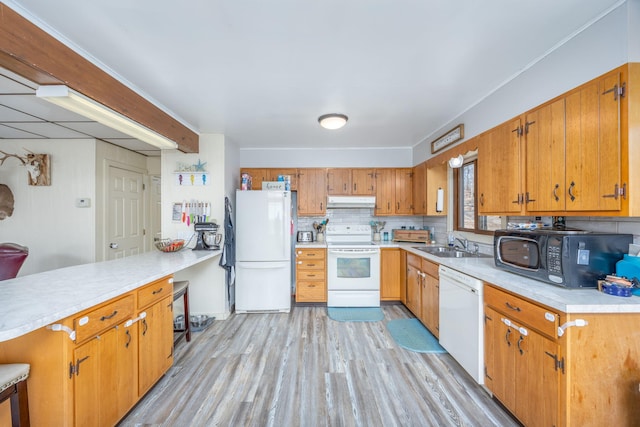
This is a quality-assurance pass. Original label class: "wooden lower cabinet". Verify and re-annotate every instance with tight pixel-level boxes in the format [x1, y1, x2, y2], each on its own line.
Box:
[404, 252, 439, 336]
[380, 248, 401, 300]
[484, 284, 640, 426]
[0, 275, 175, 426]
[295, 248, 327, 302]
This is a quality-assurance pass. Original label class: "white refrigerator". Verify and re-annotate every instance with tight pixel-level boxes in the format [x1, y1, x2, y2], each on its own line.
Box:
[235, 190, 292, 313]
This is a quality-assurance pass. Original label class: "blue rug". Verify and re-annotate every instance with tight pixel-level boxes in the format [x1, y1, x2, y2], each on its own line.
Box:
[386, 318, 447, 353]
[327, 307, 384, 322]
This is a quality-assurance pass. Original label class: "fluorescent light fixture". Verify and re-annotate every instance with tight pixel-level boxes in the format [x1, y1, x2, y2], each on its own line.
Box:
[448, 154, 464, 168]
[36, 85, 178, 149]
[318, 113, 348, 130]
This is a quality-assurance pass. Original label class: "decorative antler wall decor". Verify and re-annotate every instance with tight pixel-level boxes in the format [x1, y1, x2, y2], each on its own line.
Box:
[0, 150, 51, 186]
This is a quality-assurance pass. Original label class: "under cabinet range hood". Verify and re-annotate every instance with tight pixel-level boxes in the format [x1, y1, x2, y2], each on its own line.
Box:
[326, 196, 376, 209]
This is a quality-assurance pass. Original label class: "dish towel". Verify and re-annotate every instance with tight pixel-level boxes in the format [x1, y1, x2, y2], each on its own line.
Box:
[219, 197, 235, 305]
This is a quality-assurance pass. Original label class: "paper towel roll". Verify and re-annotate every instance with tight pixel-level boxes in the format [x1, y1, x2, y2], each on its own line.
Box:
[436, 188, 444, 212]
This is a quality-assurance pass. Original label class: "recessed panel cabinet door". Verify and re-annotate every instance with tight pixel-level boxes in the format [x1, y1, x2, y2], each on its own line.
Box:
[138, 296, 174, 396]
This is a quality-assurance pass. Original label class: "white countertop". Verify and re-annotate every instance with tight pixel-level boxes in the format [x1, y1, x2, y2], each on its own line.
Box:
[0, 249, 221, 343]
[400, 244, 640, 314]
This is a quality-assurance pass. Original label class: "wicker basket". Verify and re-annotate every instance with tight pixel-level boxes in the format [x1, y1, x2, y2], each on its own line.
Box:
[154, 239, 185, 252]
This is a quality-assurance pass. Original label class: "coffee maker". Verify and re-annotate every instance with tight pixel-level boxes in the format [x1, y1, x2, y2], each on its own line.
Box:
[193, 222, 220, 251]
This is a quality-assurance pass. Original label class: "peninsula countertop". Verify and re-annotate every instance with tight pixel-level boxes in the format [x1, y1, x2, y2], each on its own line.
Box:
[0, 249, 221, 343]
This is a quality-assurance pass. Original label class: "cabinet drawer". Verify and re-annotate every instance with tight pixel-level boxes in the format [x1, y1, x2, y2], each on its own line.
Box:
[296, 281, 326, 301]
[296, 259, 324, 270]
[422, 259, 439, 278]
[485, 285, 559, 338]
[138, 276, 173, 309]
[407, 253, 422, 269]
[295, 249, 326, 260]
[297, 270, 326, 281]
[74, 295, 134, 343]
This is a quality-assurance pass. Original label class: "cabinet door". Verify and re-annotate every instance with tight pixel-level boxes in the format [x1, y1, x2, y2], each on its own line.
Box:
[138, 295, 173, 396]
[565, 72, 622, 211]
[412, 162, 427, 215]
[483, 306, 516, 410]
[327, 168, 352, 195]
[297, 168, 327, 215]
[405, 261, 421, 317]
[394, 168, 413, 214]
[477, 119, 523, 214]
[352, 168, 375, 195]
[514, 329, 559, 427]
[380, 248, 401, 300]
[374, 169, 395, 215]
[114, 322, 138, 421]
[240, 168, 268, 190]
[423, 274, 439, 338]
[426, 162, 448, 216]
[268, 168, 298, 191]
[74, 337, 101, 427]
[525, 99, 566, 211]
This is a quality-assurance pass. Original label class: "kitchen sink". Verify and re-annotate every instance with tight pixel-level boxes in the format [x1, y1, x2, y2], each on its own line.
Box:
[412, 246, 493, 259]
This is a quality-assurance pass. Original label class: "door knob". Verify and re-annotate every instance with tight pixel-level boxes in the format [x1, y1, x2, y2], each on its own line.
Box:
[109, 243, 119, 249]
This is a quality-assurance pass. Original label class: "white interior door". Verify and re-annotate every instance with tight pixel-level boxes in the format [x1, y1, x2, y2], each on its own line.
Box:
[107, 166, 145, 260]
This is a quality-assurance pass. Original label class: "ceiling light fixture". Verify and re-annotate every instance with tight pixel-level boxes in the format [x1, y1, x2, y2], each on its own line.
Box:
[448, 154, 464, 168]
[318, 113, 348, 130]
[36, 85, 178, 149]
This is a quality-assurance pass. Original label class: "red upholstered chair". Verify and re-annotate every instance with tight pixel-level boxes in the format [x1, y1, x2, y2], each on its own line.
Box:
[0, 243, 28, 281]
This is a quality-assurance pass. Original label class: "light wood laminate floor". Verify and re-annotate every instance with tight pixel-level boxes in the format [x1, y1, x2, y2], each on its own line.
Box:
[119, 304, 518, 427]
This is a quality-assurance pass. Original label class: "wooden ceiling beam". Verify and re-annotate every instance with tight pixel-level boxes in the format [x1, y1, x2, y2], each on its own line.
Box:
[0, 4, 198, 153]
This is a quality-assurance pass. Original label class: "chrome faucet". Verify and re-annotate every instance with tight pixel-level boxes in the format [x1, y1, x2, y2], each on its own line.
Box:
[454, 237, 468, 250]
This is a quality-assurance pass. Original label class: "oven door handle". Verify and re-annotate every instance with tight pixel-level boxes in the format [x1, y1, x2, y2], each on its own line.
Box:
[329, 249, 380, 255]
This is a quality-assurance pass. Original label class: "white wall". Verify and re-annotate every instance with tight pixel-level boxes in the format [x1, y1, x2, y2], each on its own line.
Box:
[413, 3, 630, 164]
[162, 134, 230, 319]
[239, 147, 412, 168]
[0, 139, 96, 276]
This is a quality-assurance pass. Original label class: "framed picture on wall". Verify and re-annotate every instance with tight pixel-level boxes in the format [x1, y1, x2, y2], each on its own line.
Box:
[431, 124, 464, 154]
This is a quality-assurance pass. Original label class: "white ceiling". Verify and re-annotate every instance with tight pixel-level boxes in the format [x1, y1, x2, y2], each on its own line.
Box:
[2, 0, 624, 152]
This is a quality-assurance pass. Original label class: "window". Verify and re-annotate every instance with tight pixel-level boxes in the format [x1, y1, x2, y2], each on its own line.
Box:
[455, 159, 502, 234]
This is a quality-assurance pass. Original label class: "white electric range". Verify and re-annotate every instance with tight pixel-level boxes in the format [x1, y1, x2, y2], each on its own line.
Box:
[325, 224, 381, 307]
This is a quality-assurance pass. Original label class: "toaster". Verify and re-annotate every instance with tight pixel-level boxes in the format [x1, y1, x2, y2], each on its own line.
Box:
[297, 231, 313, 242]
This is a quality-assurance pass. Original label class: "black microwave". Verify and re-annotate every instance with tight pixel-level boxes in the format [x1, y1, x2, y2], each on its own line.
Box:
[494, 229, 633, 288]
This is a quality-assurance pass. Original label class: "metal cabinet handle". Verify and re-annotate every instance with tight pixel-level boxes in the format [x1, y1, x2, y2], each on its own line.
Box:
[505, 328, 511, 346]
[505, 302, 521, 312]
[568, 181, 576, 201]
[142, 319, 148, 336]
[553, 184, 560, 202]
[479, 193, 484, 206]
[517, 335, 525, 355]
[76, 356, 90, 376]
[100, 310, 118, 321]
[152, 287, 164, 295]
[125, 330, 131, 348]
[343, 183, 347, 191]
[525, 192, 535, 204]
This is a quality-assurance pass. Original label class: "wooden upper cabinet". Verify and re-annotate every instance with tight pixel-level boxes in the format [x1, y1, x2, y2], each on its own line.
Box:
[426, 161, 448, 216]
[240, 168, 268, 190]
[524, 98, 566, 212]
[477, 118, 524, 215]
[327, 168, 352, 195]
[297, 168, 327, 216]
[351, 168, 376, 195]
[565, 72, 622, 211]
[395, 168, 413, 214]
[374, 169, 395, 215]
[412, 162, 427, 215]
[268, 168, 298, 191]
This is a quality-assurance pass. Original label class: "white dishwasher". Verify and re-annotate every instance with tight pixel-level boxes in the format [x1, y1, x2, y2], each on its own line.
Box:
[438, 265, 484, 385]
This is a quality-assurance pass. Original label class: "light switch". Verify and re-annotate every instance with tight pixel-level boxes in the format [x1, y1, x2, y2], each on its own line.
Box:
[76, 198, 91, 208]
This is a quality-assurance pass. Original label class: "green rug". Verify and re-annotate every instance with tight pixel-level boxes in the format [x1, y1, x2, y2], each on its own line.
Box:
[386, 318, 447, 353]
[327, 307, 384, 322]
